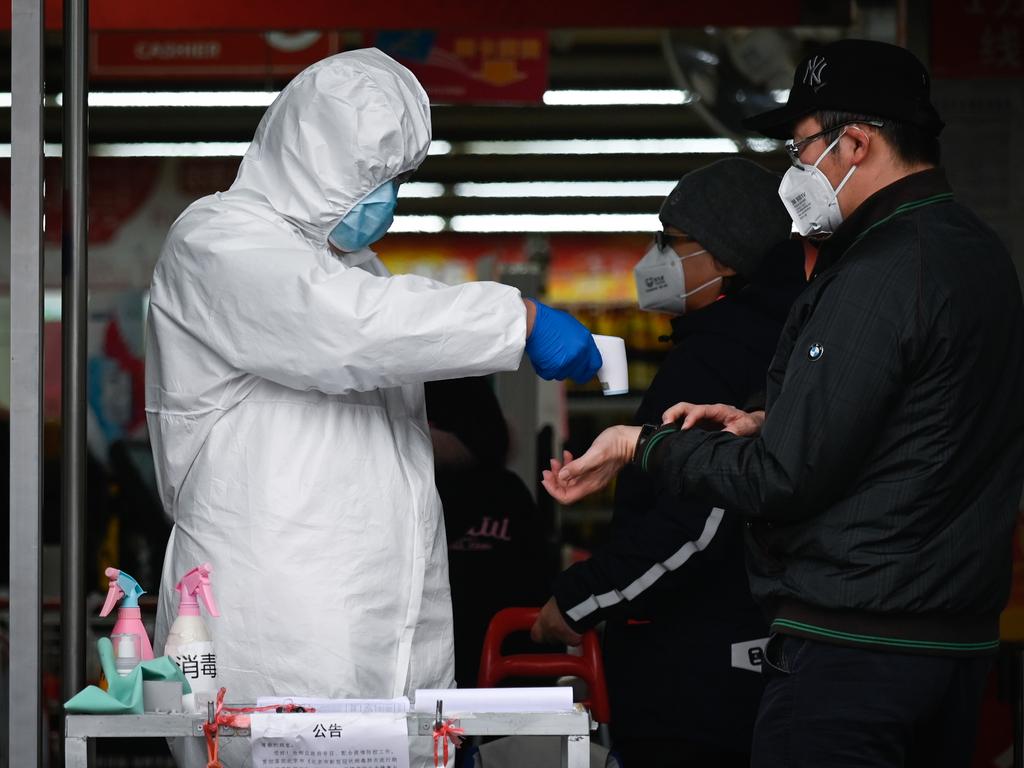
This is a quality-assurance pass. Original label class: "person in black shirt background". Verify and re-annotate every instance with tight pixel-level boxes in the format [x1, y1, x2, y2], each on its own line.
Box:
[425, 375, 552, 690]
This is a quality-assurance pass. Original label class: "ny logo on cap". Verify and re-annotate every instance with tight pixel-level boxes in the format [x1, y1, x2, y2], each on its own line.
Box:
[804, 56, 828, 91]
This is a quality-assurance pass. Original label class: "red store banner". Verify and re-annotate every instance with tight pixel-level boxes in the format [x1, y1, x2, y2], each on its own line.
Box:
[932, 0, 1024, 78]
[90, 31, 342, 80]
[1, 0, 818, 32]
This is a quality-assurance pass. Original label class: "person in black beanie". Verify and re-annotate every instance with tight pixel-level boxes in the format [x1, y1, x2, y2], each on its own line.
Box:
[531, 157, 807, 767]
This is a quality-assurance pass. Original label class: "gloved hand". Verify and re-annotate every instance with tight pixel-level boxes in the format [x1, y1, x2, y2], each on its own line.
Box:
[524, 299, 602, 383]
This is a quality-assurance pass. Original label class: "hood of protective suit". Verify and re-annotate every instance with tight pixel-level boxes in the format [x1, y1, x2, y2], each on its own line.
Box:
[231, 47, 431, 245]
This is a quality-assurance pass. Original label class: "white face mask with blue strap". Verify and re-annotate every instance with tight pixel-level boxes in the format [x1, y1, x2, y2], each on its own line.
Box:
[328, 180, 398, 252]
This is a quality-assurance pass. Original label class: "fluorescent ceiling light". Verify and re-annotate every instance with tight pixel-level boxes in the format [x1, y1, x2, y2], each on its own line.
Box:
[24, 141, 249, 157]
[454, 181, 675, 198]
[8, 137, 736, 159]
[398, 182, 445, 198]
[390, 215, 447, 233]
[2, 88, 696, 109]
[90, 142, 252, 157]
[461, 138, 738, 155]
[18, 141, 450, 159]
[745, 138, 783, 153]
[61, 91, 279, 108]
[1, 92, 275, 108]
[771, 89, 791, 104]
[543, 89, 691, 106]
[449, 213, 660, 233]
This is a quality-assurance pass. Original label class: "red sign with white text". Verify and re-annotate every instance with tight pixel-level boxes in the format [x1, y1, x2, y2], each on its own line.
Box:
[91, 31, 342, 79]
[932, 0, 1024, 78]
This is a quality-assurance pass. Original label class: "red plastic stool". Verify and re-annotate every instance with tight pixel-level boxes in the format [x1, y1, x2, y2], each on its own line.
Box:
[477, 606, 610, 724]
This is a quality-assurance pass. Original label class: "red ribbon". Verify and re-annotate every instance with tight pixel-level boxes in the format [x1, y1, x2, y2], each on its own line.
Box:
[433, 719, 465, 767]
[205, 687, 314, 768]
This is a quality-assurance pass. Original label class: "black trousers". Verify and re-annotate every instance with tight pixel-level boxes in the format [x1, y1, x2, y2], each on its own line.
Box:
[752, 634, 993, 768]
[612, 737, 750, 768]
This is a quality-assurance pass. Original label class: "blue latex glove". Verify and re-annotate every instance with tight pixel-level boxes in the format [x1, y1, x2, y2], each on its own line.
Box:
[525, 300, 602, 383]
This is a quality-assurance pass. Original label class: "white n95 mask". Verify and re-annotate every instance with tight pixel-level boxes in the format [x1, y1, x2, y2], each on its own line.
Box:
[633, 244, 721, 315]
[778, 130, 857, 237]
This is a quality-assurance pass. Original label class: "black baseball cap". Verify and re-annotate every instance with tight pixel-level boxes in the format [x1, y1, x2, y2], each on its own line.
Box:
[742, 39, 945, 140]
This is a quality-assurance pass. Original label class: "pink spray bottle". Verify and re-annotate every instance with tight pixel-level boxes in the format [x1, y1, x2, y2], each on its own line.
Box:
[99, 567, 155, 660]
[163, 563, 220, 698]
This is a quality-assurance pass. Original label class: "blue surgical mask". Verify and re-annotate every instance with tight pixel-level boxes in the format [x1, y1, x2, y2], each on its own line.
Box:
[328, 181, 398, 252]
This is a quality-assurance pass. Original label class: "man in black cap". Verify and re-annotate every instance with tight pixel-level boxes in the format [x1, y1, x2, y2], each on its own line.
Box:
[541, 39, 1024, 766]
[530, 158, 805, 767]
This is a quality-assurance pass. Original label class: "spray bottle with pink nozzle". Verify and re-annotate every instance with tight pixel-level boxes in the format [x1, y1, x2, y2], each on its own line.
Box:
[163, 563, 220, 698]
[100, 567, 155, 661]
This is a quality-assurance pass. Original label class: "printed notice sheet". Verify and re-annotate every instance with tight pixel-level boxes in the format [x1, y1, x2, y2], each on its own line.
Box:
[250, 712, 410, 768]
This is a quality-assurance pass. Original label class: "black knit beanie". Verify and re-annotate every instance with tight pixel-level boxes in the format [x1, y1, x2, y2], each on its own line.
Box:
[658, 158, 792, 280]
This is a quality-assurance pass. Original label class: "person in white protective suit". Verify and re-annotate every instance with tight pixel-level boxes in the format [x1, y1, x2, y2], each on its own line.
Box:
[146, 48, 601, 768]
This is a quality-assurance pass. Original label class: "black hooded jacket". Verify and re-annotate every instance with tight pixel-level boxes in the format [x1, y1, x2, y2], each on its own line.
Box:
[551, 240, 807, 749]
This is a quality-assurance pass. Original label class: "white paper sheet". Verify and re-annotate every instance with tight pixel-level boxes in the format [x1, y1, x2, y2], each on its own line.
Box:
[250, 712, 410, 768]
[413, 687, 573, 715]
[256, 695, 411, 714]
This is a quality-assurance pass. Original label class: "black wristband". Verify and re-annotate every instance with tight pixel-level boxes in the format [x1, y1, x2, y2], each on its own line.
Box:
[632, 422, 681, 470]
[632, 423, 658, 464]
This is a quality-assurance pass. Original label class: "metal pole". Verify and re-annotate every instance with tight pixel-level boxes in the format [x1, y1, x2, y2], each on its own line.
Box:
[62, 0, 89, 705]
[10, 0, 46, 763]
[1016, 646, 1023, 768]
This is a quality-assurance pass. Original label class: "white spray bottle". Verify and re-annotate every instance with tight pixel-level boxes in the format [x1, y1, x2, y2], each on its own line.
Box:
[163, 563, 220, 699]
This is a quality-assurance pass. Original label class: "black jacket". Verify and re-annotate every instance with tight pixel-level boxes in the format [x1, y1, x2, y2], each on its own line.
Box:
[551, 240, 806, 748]
[647, 169, 1024, 655]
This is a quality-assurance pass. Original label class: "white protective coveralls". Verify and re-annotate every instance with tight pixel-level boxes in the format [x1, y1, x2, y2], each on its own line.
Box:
[147, 48, 527, 767]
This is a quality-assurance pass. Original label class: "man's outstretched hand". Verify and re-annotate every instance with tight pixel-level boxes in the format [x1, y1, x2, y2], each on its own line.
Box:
[541, 405, 761, 506]
[541, 425, 641, 505]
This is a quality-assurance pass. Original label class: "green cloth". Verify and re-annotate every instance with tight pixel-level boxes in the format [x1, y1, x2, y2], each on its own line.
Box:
[64, 637, 192, 714]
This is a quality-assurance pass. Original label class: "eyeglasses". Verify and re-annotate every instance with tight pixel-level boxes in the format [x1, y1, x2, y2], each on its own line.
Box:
[784, 120, 884, 165]
[653, 231, 691, 250]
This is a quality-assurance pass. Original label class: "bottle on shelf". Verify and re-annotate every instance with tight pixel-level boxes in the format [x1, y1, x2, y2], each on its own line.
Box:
[163, 563, 221, 700]
[99, 567, 155, 662]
